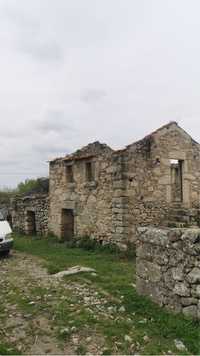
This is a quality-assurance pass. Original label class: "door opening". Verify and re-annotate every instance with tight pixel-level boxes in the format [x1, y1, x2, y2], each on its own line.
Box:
[61, 209, 74, 241]
[26, 211, 36, 235]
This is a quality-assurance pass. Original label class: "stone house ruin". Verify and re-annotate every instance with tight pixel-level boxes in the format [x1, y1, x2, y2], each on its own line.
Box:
[11, 194, 49, 236]
[49, 122, 200, 248]
[9, 178, 49, 236]
[8, 121, 200, 319]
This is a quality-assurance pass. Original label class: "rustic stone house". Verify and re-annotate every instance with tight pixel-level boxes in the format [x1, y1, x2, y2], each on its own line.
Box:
[49, 122, 200, 248]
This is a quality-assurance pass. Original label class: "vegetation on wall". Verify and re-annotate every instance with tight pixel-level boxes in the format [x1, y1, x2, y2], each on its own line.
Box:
[16, 177, 49, 195]
[0, 177, 49, 203]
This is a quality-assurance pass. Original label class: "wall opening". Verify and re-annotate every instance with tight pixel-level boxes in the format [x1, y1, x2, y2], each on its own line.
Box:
[66, 164, 74, 182]
[61, 209, 74, 241]
[86, 161, 94, 181]
[170, 159, 183, 202]
[26, 210, 36, 235]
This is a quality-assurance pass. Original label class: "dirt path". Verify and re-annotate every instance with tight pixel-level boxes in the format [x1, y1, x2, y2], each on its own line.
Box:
[0, 251, 110, 355]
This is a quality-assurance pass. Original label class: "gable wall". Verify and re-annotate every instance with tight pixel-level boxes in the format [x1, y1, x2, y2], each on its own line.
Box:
[124, 124, 200, 242]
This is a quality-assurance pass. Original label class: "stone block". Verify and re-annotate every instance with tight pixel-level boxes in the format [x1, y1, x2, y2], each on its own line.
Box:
[136, 277, 164, 306]
[171, 266, 184, 281]
[137, 244, 154, 261]
[195, 285, 200, 297]
[182, 305, 197, 318]
[181, 297, 198, 306]
[137, 260, 162, 283]
[186, 267, 200, 284]
[173, 282, 190, 297]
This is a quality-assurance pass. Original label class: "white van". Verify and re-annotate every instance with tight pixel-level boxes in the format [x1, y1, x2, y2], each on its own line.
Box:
[0, 213, 13, 256]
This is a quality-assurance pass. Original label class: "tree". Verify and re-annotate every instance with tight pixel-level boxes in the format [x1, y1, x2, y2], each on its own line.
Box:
[16, 178, 49, 195]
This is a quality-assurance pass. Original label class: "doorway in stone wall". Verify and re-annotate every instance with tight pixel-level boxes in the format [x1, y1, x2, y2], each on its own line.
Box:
[61, 209, 74, 241]
[7, 214, 13, 228]
[26, 210, 36, 235]
[170, 159, 183, 202]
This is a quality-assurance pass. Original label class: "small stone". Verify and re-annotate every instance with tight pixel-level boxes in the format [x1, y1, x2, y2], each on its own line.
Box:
[72, 336, 79, 345]
[138, 318, 147, 324]
[118, 306, 126, 313]
[86, 337, 92, 342]
[124, 335, 132, 343]
[60, 327, 70, 335]
[71, 326, 77, 332]
[174, 339, 187, 352]
[186, 267, 200, 284]
[143, 335, 150, 343]
[24, 314, 32, 319]
[108, 306, 114, 312]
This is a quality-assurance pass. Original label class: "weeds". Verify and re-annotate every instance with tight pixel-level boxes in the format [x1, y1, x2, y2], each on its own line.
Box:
[13, 234, 200, 355]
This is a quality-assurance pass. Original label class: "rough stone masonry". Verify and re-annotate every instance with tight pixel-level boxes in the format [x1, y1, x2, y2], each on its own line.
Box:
[136, 227, 200, 319]
[11, 194, 49, 236]
[8, 121, 200, 248]
[48, 121, 200, 247]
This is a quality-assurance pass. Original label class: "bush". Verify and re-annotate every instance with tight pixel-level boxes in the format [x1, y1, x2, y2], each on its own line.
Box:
[17, 178, 49, 196]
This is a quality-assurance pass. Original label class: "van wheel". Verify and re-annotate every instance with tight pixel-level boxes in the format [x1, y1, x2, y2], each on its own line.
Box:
[2, 250, 10, 257]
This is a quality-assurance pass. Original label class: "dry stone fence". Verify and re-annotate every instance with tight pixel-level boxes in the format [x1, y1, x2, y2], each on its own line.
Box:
[136, 227, 200, 319]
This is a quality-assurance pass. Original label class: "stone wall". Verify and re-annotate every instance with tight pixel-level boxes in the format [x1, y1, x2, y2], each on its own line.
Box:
[11, 194, 49, 236]
[136, 227, 200, 319]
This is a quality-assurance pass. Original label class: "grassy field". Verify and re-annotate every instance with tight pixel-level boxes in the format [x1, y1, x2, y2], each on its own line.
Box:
[4, 234, 200, 355]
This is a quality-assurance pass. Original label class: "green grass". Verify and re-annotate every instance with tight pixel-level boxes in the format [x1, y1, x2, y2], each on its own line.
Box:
[0, 343, 20, 355]
[13, 234, 200, 355]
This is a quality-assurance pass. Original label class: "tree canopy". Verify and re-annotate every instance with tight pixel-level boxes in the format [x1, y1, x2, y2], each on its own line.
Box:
[0, 177, 49, 203]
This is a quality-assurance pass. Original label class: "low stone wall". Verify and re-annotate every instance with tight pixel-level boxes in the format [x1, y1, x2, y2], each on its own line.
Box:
[136, 227, 200, 319]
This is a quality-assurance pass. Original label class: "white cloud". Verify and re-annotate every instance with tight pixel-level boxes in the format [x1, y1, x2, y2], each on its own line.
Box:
[0, 0, 200, 187]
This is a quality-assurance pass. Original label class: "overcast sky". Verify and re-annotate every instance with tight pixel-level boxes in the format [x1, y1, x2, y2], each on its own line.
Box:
[1, 0, 200, 187]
